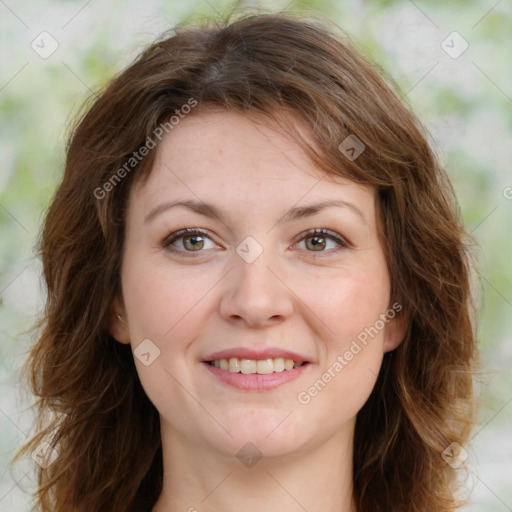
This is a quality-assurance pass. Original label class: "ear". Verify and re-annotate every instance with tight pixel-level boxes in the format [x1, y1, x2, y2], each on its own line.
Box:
[383, 302, 409, 353]
[108, 295, 131, 345]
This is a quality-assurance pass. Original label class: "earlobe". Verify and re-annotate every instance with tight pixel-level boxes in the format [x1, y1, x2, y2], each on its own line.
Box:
[108, 297, 131, 345]
[383, 307, 409, 353]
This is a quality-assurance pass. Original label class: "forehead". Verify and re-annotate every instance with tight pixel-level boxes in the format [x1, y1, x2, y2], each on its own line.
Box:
[157, 109, 321, 179]
[129, 109, 375, 222]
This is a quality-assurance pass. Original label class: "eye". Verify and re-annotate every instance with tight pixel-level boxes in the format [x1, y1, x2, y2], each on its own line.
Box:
[162, 228, 218, 256]
[162, 228, 350, 257]
[293, 229, 349, 256]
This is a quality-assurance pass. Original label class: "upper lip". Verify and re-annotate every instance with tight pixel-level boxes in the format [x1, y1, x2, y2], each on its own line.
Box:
[203, 347, 311, 363]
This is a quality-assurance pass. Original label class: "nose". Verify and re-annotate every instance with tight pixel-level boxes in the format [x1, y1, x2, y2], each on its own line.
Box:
[219, 244, 295, 328]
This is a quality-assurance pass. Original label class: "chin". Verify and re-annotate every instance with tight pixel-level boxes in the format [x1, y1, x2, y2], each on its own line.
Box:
[211, 413, 311, 459]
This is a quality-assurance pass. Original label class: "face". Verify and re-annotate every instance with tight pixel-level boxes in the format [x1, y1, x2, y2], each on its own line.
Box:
[110, 109, 405, 459]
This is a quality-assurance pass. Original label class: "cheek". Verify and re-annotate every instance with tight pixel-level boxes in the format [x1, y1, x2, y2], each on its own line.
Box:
[296, 276, 386, 434]
[121, 250, 212, 342]
[119, 253, 209, 429]
[305, 262, 390, 348]
[294, 261, 389, 410]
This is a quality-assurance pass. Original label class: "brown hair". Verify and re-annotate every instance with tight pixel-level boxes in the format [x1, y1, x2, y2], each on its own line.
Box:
[13, 7, 478, 512]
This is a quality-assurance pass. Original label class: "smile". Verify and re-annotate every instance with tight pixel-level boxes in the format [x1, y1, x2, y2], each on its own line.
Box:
[207, 357, 307, 374]
[203, 358, 311, 391]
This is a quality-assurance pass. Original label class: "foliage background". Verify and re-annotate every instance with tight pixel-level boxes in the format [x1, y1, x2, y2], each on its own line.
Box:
[0, 0, 510, 510]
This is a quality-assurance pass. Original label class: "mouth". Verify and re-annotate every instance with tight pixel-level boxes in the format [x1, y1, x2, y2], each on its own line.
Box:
[206, 357, 310, 374]
[202, 357, 312, 391]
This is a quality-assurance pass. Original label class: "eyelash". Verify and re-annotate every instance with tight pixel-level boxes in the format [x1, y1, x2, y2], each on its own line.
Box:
[161, 228, 350, 257]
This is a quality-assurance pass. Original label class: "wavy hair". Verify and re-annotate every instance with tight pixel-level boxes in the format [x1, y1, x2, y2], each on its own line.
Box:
[13, 7, 478, 512]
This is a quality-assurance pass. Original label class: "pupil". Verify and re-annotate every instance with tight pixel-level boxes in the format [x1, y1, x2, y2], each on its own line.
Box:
[308, 236, 325, 251]
[185, 235, 204, 250]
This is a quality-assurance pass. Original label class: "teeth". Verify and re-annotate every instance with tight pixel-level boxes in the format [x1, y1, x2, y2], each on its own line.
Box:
[211, 357, 305, 374]
[273, 357, 285, 372]
[256, 359, 274, 374]
[240, 359, 257, 374]
[228, 358, 240, 373]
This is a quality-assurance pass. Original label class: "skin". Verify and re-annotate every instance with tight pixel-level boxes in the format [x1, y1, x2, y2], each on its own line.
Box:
[109, 109, 406, 512]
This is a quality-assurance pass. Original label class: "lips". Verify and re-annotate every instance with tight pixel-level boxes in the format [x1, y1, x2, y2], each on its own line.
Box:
[201, 347, 313, 390]
[203, 357, 311, 391]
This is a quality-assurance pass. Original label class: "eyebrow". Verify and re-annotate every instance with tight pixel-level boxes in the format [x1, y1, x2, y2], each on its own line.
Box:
[144, 198, 368, 226]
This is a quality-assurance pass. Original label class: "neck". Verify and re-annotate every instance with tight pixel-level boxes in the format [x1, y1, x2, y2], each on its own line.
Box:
[152, 419, 357, 512]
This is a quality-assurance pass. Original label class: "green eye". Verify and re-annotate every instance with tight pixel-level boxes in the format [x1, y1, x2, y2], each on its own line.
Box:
[295, 229, 349, 255]
[162, 228, 349, 257]
[162, 229, 214, 254]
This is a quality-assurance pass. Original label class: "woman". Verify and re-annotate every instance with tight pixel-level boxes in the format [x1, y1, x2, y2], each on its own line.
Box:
[14, 8, 478, 512]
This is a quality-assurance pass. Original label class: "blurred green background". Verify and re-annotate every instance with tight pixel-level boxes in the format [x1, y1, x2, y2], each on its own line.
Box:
[1, 0, 510, 510]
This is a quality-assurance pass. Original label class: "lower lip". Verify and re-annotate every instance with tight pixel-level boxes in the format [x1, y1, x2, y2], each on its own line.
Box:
[202, 362, 311, 390]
